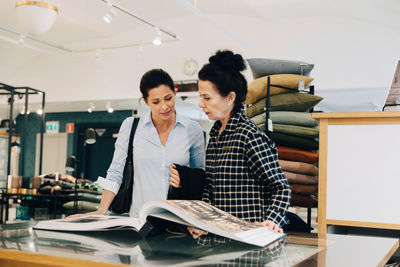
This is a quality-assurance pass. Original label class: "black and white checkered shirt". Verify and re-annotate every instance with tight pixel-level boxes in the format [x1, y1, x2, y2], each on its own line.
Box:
[202, 105, 291, 226]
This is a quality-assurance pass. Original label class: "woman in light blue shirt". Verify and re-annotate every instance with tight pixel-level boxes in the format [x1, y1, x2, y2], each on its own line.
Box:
[71, 69, 205, 218]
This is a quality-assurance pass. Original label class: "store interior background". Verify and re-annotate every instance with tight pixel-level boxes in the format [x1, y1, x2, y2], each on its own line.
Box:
[0, 1, 399, 192]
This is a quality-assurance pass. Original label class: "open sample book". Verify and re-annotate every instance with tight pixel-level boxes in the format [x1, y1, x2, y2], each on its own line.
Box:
[34, 200, 286, 247]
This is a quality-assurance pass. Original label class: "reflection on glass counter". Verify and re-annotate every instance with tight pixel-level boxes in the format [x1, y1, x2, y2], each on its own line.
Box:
[0, 221, 398, 267]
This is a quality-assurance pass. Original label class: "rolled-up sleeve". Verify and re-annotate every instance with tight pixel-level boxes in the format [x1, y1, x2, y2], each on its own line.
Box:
[97, 117, 133, 195]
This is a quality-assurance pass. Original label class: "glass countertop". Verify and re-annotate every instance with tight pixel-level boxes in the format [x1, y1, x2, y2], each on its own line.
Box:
[0, 221, 398, 266]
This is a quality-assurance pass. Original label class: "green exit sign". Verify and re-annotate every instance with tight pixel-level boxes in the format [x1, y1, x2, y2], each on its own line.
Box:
[46, 121, 59, 133]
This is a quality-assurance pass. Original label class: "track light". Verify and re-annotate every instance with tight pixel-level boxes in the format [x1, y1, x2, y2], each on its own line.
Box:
[17, 34, 25, 47]
[153, 28, 162, 46]
[85, 128, 96, 144]
[88, 103, 95, 113]
[95, 49, 101, 61]
[106, 102, 114, 113]
[138, 44, 144, 57]
[103, 2, 118, 24]
[36, 108, 43, 115]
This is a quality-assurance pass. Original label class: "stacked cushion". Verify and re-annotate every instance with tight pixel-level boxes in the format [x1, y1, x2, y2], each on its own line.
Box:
[245, 58, 320, 210]
[278, 147, 319, 208]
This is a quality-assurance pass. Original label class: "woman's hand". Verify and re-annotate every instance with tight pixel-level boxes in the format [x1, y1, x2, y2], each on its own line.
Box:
[187, 227, 207, 238]
[169, 164, 181, 188]
[254, 220, 283, 234]
[66, 208, 108, 219]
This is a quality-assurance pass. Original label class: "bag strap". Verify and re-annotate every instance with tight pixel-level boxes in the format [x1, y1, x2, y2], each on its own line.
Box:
[127, 117, 140, 163]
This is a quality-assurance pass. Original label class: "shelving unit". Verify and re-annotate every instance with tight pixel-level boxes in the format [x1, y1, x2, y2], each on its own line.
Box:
[263, 77, 317, 226]
[0, 83, 45, 179]
[1, 83, 46, 223]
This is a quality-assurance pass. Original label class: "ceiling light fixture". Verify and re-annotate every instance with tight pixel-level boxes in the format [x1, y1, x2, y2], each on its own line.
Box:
[106, 102, 114, 113]
[95, 49, 101, 61]
[103, 2, 118, 24]
[152, 28, 162, 46]
[1, 1, 179, 54]
[88, 103, 95, 113]
[100, 0, 176, 45]
[15, 1, 58, 36]
[17, 34, 25, 47]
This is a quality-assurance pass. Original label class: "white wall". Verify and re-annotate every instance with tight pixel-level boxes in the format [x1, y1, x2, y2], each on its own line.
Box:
[1, 1, 399, 112]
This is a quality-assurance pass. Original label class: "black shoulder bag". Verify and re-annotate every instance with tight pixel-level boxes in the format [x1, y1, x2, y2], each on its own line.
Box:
[110, 117, 140, 214]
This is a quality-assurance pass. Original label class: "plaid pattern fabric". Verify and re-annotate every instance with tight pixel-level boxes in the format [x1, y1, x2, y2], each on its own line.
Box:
[202, 105, 291, 226]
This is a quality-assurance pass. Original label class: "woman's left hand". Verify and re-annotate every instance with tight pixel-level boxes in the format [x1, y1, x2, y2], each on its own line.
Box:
[169, 164, 181, 188]
[254, 220, 283, 234]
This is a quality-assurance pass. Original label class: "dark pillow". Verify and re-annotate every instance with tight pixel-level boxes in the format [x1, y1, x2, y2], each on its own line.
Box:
[247, 58, 314, 79]
[268, 132, 319, 151]
[246, 93, 323, 118]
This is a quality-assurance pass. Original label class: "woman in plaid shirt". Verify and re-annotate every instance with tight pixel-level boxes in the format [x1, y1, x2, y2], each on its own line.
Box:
[186, 50, 291, 238]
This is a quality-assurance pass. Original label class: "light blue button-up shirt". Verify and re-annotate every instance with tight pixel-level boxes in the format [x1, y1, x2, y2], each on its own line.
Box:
[97, 111, 205, 217]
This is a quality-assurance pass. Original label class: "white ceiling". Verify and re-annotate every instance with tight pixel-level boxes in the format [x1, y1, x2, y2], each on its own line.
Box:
[1, 0, 400, 116]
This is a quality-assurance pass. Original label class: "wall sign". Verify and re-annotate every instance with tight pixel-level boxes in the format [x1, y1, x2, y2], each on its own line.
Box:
[46, 121, 59, 133]
[66, 123, 75, 133]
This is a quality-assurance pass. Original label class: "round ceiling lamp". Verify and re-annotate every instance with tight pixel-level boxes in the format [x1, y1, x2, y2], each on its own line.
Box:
[15, 1, 58, 36]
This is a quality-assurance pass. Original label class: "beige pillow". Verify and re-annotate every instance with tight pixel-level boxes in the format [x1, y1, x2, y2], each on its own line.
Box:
[279, 159, 318, 176]
[246, 74, 314, 104]
[284, 171, 318, 185]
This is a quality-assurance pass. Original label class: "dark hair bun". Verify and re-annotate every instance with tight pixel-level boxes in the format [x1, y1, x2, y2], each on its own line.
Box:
[209, 50, 246, 73]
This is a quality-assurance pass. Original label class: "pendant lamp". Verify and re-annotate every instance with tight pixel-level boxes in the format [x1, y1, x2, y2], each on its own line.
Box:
[15, 1, 58, 36]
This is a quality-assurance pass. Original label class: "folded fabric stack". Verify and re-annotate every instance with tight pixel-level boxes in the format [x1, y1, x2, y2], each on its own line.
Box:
[277, 146, 318, 208]
[245, 58, 322, 208]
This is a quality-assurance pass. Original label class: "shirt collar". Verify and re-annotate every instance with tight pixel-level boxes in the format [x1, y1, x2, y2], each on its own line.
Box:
[142, 110, 185, 128]
[209, 105, 246, 136]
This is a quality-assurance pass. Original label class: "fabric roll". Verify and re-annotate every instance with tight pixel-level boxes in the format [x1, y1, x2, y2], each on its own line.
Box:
[290, 184, 318, 195]
[284, 171, 318, 185]
[291, 193, 318, 208]
[277, 146, 318, 164]
[279, 159, 318, 176]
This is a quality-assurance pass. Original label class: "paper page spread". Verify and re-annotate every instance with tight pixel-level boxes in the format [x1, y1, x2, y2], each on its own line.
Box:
[34, 215, 142, 232]
[140, 200, 285, 247]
